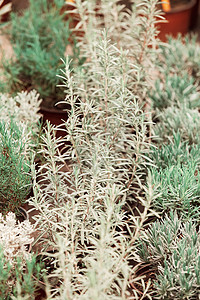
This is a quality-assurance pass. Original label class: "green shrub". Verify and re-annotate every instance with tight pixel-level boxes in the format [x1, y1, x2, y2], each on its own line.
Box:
[1, 0, 82, 107]
[0, 120, 31, 214]
[150, 132, 200, 169]
[149, 132, 200, 221]
[153, 106, 200, 144]
[149, 72, 200, 110]
[149, 34, 200, 144]
[157, 35, 200, 81]
[137, 212, 200, 299]
[150, 159, 200, 222]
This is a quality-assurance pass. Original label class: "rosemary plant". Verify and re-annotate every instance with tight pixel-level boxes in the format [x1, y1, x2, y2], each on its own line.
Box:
[0, 120, 31, 214]
[0, 0, 82, 107]
[29, 0, 162, 298]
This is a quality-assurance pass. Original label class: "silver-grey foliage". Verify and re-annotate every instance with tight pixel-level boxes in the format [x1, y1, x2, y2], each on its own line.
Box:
[30, 0, 161, 299]
[136, 211, 200, 299]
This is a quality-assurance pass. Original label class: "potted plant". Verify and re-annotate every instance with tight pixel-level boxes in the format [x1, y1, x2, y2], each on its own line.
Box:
[27, 0, 163, 297]
[0, 119, 32, 215]
[0, 0, 83, 135]
[158, 0, 197, 41]
[0, 90, 41, 215]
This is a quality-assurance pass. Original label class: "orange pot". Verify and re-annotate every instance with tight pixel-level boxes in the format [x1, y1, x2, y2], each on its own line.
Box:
[158, 0, 196, 42]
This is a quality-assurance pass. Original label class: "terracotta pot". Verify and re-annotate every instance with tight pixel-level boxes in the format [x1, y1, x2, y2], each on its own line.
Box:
[158, 0, 196, 42]
[39, 106, 69, 138]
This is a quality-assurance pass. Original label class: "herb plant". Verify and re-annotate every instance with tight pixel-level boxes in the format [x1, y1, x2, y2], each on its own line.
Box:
[1, 0, 199, 298]
[149, 132, 200, 169]
[29, 0, 162, 298]
[149, 72, 200, 110]
[146, 26, 200, 298]
[150, 160, 200, 221]
[1, 0, 82, 108]
[156, 35, 200, 82]
[137, 211, 200, 299]
[0, 120, 31, 214]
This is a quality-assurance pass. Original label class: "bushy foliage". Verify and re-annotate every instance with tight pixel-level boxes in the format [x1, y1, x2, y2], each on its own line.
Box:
[0, 0, 82, 107]
[156, 35, 200, 80]
[149, 72, 200, 110]
[0, 90, 42, 134]
[149, 35, 200, 143]
[149, 73, 200, 142]
[150, 160, 200, 221]
[154, 106, 200, 143]
[149, 132, 200, 169]
[136, 212, 200, 299]
[0, 212, 43, 299]
[29, 0, 162, 298]
[2, 0, 200, 299]
[150, 133, 200, 223]
[0, 120, 31, 213]
[146, 18, 200, 300]
[0, 212, 33, 265]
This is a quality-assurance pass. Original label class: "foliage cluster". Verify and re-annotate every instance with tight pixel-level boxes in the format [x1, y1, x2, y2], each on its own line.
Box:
[0, 0, 82, 107]
[0, 212, 33, 265]
[149, 35, 200, 143]
[29, 0, 162, 299]
[0, 90, 42, 135]
[0, 120, 31, 214]
[0, 91, 41, 214]
[137, 212, 200, 299]
[149, 133, 200, 222]
[0, 212, 43, 299]
[140, 33, 200, 299]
